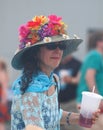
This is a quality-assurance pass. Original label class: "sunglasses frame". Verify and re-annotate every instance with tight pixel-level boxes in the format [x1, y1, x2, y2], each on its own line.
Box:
[44, 42, 67, 50]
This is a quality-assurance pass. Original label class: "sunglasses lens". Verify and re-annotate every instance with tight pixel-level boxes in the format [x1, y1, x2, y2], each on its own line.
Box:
[45, 44, 57, 50]
[59, 43, 66, 50]
[45, 42, 66, 50]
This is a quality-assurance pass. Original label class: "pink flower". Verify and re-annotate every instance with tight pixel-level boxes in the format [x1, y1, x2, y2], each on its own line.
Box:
[18, 25, 30, 39]
[48, 15, 62, 25]
[18, 15, 67, 45]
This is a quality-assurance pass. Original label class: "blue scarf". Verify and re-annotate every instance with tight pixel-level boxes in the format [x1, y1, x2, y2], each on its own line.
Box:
[12, 71, 56, 95]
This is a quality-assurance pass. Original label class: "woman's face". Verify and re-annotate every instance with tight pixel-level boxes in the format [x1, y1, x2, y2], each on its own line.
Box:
[39, 43, 64, 71]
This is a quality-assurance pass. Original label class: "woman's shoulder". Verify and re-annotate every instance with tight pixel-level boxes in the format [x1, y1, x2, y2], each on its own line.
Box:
[84, 50, 101, 62]
[11, 76, 22, 95]
[88, 50, 100, 57]
[26, 72, 56, 93]
[53, 73, 60, 92]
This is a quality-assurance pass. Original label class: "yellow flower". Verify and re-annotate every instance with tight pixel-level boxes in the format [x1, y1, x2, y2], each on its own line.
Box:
[60, 21, 68, 29]
[32, 15, 48, 26]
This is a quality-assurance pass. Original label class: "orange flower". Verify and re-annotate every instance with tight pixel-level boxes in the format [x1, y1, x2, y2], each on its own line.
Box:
[30, 33, 40, 44]
[32, 16, 48, 26]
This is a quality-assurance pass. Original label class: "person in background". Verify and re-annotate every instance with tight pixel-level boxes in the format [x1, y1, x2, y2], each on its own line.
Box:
[77, 31, 103, 130]
[55, 55, 81, 103]
[54, 55, 82, 130]
[11, 14, 99, 130]
[0, 58, 10, 130]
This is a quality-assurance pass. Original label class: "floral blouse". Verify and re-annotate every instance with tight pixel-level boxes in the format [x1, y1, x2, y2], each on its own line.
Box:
[11, 72, 63, 130]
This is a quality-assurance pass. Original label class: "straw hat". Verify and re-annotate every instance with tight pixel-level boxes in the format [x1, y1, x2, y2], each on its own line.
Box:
[11, 15, 83, 70]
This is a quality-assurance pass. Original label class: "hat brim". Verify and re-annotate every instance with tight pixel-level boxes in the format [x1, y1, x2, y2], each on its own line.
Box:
[11, 35, 83, 70]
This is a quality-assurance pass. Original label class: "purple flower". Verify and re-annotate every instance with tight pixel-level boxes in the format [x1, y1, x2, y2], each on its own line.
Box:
[38, 24, 52, 39]
[19, 43, 25, 49]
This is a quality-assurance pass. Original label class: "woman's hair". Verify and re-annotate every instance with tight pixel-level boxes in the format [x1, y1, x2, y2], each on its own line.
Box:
[87, 31, 103, 51]
[20, 46, 41, 94]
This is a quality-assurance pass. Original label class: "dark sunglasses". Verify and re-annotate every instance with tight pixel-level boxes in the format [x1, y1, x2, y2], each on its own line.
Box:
[45, 43, 67, 50]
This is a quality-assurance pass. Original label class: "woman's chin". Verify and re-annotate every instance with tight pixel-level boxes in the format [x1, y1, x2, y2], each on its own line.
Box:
[52, 63, 60, 69]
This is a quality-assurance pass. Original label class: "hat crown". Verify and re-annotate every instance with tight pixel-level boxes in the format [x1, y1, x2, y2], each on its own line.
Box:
[18, 15, 67, 49]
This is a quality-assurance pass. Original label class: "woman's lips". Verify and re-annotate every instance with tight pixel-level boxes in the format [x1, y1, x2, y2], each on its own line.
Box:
[51, 57, 60, 59]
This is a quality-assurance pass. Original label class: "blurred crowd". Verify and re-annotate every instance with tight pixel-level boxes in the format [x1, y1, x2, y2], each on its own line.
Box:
[0, 31, 103, 130]
[55, 31, 103, 130]
[0, 58, 11, 130]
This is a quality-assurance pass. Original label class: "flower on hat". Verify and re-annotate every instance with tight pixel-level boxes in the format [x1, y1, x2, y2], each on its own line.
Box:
[48, 15, 62, 24]
[32, 16, 48, 25]
[18, 14, 67, 49]
[43, 37, 52, 43]
[73, 34, 80, 39]
[62, 34, 70, 39]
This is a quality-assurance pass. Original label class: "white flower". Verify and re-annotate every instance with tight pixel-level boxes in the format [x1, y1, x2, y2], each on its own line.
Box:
[43, 37, 52, 43]
[73, 34, 80, 39]
[25, 42, 31, 47]
[62, 34, 70, 39]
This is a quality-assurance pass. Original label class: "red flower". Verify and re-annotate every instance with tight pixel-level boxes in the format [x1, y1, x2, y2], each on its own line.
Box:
[27, 20, 42, 30]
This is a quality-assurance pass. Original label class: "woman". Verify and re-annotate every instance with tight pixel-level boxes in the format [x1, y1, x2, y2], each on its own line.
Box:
[0, 58, 10, 130]
[11, 15, 99, 130]
[76, 31, 103, 130]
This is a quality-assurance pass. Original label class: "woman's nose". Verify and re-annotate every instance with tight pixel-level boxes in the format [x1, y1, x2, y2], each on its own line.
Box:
[54, 47, 63, 56]
[55, 47, 61, 52]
